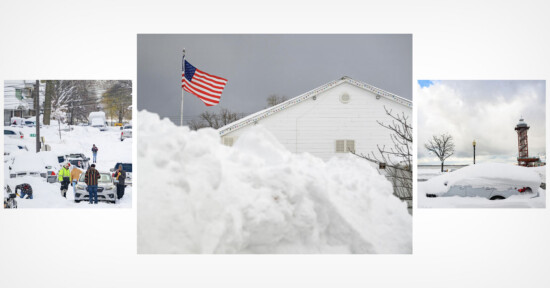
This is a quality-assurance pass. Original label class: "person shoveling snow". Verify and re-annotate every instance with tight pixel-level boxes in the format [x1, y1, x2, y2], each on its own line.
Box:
[138, 110, 412, 254]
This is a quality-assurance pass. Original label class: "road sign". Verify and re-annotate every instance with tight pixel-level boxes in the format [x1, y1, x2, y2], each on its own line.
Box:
[30, 133, 36, 137]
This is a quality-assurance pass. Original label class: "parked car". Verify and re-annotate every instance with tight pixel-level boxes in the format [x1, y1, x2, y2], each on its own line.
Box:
[424, 163, 541, 200]
[8, 153, 48, 179]
[89, 111, 107, 131]
[74, 172, 116, 203]
[120, 125, 132, 141]
[4, 143, 28, 163]
[64, 152, 90, 169]
[24, 118, 42, 127]
[110, 163, 132, 186]
[37, 151, 65, 183]
[4, 128, 24, 139]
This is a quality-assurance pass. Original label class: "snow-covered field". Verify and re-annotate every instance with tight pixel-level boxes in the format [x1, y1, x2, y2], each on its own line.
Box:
[138, 111, 412, 254]
[4, 123, 132, 208]
[418, 164, 546, 208]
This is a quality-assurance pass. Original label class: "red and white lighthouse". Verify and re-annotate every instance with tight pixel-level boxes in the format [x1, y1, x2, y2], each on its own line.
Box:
[514, 118, 539, 166]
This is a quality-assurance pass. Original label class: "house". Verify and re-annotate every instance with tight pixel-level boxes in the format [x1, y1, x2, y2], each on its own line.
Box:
[218, 77, 412, 162]
[4, 80, 45, 125]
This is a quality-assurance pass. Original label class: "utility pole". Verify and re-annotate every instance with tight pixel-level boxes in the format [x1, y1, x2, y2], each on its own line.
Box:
[35, 80, 41, 152]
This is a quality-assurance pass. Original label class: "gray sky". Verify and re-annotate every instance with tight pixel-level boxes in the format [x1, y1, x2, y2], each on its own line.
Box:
[137, 34, 411, 124]
[417, 80, 546, 165]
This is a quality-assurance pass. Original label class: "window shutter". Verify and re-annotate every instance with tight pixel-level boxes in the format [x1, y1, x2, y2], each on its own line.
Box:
[346, 140, 355, 152]
[335, 140, 345, 153]
[223, 137, 234, 147]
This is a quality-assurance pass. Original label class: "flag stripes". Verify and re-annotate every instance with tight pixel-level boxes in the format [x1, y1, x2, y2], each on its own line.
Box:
[182, 60, 228, 106]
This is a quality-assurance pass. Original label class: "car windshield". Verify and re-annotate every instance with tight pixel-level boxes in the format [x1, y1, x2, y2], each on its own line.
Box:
[68, 154, 84, 158]
[79, 173, 112, 183]
[124, 125, 132, 129]
[115, 163, 132, 172]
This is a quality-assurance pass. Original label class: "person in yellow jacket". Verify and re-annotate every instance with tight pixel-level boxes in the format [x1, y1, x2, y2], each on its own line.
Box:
[70, 167, 83, 198]
[58, 163, 71, 198]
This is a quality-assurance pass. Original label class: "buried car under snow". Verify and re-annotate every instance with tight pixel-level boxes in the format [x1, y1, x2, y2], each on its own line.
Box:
[423, 163, 541, 200]
[74, 172, 116, 203]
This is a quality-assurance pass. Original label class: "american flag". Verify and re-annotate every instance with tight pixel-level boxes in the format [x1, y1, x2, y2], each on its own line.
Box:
[182, 60, 228, 106]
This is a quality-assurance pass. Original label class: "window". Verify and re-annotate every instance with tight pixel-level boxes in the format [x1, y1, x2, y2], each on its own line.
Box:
[15, 89, 23, 100]
[4, 130, 16, 135]
[335, 140, 355, 153]
[223, 137, 234, 147]
[335, 140, 345, 153]
[345, 140, 355, 153]
[340, 93, 350, 104]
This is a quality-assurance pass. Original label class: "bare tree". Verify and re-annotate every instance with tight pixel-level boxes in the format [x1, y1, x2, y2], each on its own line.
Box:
[266, 94, 288, 107]
[101, 80, 132, 123]
[187, 108, 244, 130]
[353, 106, 412, 205]
[424, 134, 455, 172]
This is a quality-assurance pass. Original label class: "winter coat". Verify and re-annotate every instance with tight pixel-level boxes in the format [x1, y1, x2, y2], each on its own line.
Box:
[84, 168, 101, 186]
[115, 169, 126, 186]
[92, 146, 98, 154]
[71, 168, 82, 182]
[58, 167, 71, 182]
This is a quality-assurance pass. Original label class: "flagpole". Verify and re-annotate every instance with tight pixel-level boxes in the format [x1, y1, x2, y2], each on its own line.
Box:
[181, 48, 186, 126]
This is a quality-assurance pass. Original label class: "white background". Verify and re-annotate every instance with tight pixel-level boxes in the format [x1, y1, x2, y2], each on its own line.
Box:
[1, 0, 549, 287]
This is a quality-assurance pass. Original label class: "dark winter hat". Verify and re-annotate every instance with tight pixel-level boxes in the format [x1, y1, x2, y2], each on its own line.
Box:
[91, 164, 96, 168]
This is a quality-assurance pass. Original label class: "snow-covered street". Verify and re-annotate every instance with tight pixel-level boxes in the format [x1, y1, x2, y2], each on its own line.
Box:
[4, 124, 132, 208]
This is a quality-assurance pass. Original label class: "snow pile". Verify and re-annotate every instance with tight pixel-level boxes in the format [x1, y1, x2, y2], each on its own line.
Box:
[422, 163, 541, 196]
[138, 110, 411, 254]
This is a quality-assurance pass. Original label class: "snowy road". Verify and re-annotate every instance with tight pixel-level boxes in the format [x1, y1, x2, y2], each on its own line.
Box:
[4, 124, 132, 208]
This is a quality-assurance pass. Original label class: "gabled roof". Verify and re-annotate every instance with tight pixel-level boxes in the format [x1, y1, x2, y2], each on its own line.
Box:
[218, 76, 412, 136]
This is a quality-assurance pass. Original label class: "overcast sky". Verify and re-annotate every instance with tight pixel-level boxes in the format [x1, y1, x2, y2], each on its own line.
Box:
[137, 34, 411, 124]
[417, 80, 546, 165]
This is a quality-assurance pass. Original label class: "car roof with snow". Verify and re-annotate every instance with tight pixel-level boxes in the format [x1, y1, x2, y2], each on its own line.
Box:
[424, 163, 542, 195]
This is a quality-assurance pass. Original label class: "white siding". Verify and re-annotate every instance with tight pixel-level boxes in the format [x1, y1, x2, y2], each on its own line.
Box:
[222, 82, 411, 161]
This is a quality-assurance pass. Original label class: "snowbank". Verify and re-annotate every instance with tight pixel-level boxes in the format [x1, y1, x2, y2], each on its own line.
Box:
[422, 163, 541, 196]
[138, 110, 411, 254]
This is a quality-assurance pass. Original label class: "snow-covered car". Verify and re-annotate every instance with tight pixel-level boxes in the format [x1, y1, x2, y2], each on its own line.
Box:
[8, 153, 48, 179]
[24, 118, 42, 127]
[36, 151, 64, 183]
[65, 153, 90, 169]
[4, 143, 29, 163]
[4, 128, 24, 139]
[74, 172, 116, 203]
[424, 163, 541, 200]
[90, 111, 108, 131]
[120, 125, 132, 141]
[110, 163, 132, 186]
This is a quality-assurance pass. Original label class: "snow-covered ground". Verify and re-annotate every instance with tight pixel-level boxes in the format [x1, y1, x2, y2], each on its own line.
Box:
[138, 111, 412, 254]
[4, 123, 132, 208]
[418, 164, 546, 208]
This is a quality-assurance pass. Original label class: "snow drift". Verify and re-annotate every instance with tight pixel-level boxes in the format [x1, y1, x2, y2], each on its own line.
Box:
[138, 110, 412, 254]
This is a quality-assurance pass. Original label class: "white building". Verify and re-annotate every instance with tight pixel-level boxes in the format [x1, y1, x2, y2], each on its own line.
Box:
[4, 80, 45, 125]
[218, 77, 412, 162]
